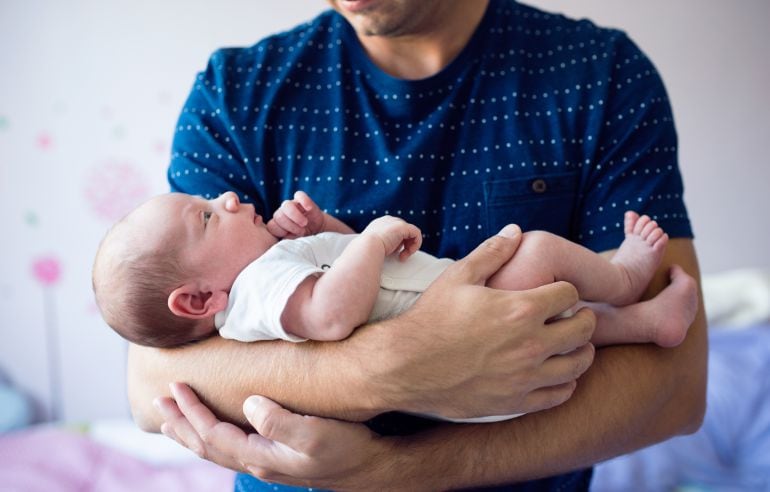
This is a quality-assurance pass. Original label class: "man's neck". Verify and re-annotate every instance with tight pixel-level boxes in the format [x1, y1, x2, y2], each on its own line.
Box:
[356, 0, 489, 80]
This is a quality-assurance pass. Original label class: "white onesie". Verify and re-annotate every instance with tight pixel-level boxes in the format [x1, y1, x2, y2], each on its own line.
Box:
[214, 232, 454, 342]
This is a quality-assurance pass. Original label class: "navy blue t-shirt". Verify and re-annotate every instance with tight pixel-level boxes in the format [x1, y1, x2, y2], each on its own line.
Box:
[168, 1, 692, 490]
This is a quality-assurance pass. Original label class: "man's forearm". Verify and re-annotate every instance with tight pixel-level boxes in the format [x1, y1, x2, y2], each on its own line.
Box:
[382, 338, 703, 488]
[127, 332, 390, 431]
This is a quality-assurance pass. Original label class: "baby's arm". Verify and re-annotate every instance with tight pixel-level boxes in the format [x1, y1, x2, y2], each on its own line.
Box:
[267, 191, 353, 238]
[280, 216, 422, 341]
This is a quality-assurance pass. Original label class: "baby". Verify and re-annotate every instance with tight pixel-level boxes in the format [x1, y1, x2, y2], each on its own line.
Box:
[93, 191, 697, 351]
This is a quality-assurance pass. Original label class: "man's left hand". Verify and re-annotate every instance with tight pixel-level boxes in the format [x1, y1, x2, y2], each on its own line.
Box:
[155, 382, 396, 489]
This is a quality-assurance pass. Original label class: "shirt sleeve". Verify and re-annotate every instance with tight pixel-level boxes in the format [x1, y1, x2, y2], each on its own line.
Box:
[576, 31, 693, 253]
[167, 49, 267, 214]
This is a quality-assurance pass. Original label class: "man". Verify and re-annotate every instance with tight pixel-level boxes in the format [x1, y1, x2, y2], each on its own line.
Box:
[128, 0, 707, 489]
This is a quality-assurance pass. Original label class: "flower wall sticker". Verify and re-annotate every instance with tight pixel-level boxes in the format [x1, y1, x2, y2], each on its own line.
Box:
[31, 255, 63, 420]
[36, 132, 53, 151]
[32, 256, 61, 287]
[84, 161, 150, 222]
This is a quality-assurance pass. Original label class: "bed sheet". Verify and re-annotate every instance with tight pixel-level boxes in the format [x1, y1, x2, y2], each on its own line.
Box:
[592, 326, 770, 491]
[0, 425, 234, 492]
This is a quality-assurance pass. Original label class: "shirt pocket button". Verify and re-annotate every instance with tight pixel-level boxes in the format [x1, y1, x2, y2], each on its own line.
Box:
[531, 178, 547, 193]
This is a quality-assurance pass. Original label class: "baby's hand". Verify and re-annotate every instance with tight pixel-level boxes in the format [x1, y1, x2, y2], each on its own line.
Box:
[267, 191, 326, 239]
[362, 216, 422, 261]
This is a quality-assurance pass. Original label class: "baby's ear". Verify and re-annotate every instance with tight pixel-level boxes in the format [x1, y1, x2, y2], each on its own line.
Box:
[168, 285, 228, 319]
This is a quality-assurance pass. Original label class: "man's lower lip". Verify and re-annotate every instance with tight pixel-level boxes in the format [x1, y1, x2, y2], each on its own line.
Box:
[338, 0, 376, 14]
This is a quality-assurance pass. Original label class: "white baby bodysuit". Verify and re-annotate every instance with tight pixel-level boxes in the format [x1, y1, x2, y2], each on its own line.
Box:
[214, 232, 453, 342]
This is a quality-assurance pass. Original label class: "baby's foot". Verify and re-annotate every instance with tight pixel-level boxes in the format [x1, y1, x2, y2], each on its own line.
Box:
[647, 265, 699, 347]
[609, 211, 668, 305]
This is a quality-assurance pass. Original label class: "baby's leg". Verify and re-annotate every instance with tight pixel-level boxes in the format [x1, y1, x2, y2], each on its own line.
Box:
[587, 265, 699, 347]
[487, 212, 667, 306]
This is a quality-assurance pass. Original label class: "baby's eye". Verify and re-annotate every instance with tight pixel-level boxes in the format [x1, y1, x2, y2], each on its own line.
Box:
[203, 211, 212, 226]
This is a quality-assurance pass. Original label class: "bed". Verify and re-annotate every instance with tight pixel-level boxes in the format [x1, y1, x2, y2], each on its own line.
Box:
[592, 326, 770, 491]
[593, 269, 770, 491]
[0, 420, 234, 492]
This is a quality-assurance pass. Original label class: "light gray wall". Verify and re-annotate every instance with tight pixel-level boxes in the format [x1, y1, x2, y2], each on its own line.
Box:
[0, 0, 767, 422]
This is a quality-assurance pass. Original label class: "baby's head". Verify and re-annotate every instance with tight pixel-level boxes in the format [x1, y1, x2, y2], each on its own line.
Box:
[93, 191, 277, 348]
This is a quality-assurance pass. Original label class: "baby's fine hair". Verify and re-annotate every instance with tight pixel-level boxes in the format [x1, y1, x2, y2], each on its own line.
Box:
[92, 220, 210, 348]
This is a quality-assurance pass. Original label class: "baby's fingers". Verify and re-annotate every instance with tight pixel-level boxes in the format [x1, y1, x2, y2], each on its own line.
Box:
[294, 191, 319, 214]
[268, 212, 303, 237]
[266, 218, 290, 238]
[279, 200, 309, 228]
[398, 226, 423, 261]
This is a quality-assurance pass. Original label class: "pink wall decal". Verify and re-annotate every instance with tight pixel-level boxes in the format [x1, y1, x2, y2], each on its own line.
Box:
[152, 139, 167, 155]
[84, 161, 150, 222]
[31, 255, 64, 420]
[36, 132, 53, 150]
[31, 256, 62, 287]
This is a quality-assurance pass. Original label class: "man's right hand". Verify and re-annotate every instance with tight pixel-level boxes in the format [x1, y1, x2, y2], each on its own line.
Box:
[374, 224, 597, 419]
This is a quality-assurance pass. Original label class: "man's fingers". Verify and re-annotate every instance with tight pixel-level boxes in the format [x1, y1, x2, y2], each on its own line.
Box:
[447, 224, 523, 284]
[525, 281, 582, 321]
[244, 395, 310, 451]
[154, 397, 184, 442]
[538, 342, 595, 388]
[512, 313, 595, 412]
[170, 383, 219, 426]
[518, 381, 579, 413]
[159, 422, 179, 442]
[541, 305, 596, 353]
[169, 383, 251, 459]
[154, 394, 207, 457]
[169, 383, 226, 443]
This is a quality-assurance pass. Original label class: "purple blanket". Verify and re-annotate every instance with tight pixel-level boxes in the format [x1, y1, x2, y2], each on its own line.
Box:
[0, 426, 234, 492]
[593, 326, 770, 491]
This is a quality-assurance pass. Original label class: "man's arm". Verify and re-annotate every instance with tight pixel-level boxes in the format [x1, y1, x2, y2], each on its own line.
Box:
[383, 238, 707, 486]
[151, 238, 706, 489]
[128, 225, 596, 432]
[401, 238, 707, 484]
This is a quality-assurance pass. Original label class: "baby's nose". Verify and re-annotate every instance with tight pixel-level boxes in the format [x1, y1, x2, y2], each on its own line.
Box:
[221, 191, 240, 212]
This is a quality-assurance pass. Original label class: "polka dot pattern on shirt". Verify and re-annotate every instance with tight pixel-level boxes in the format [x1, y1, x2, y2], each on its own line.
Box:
[169, 0, 691, 258]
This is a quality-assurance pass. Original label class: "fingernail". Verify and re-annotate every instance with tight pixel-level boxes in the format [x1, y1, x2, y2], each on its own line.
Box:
[152, 398, 161, 410]
[243, 395, 262, 415]
[497, 224, 520, 238]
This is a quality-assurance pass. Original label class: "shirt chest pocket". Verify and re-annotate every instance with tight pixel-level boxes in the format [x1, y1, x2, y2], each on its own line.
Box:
[483, 172, 579, 238]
